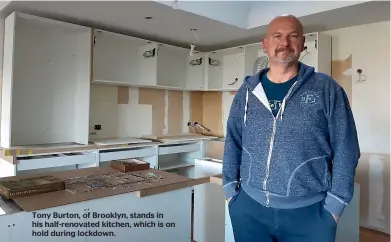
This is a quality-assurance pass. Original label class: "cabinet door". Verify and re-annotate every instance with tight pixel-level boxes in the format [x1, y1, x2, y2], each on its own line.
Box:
[224, 203, 235, 242]
[11, 203, 87, 242]
[0, 214, 12, 242]
[186, 53, 206, 90]
[93, 30, 139, 85]
[193, 159, 225, 242]
[206, 53, 223, 90]
[222, 52, 245, 90]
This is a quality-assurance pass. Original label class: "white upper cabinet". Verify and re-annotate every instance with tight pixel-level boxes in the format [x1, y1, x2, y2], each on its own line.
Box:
[1, 12, 91, 148]
[92, 30, 206, 90]
[205, 47, 246, 91]
[92, 29, 157, 87]
[156, 44, 206, 90]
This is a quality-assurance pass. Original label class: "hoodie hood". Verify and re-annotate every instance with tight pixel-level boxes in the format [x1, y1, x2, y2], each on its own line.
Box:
[242, 62, 316, 122]
[244, 62, 316, 91]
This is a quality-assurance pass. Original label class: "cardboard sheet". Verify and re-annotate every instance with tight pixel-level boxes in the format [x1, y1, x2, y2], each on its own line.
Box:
[8, 167, 191, 211]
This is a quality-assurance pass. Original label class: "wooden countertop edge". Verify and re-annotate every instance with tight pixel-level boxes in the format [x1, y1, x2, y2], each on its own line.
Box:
[137, 177, 211, 197]
[136, 174, 224, 198]
[0, 141, 162, 158]
[209, 175, 223, 186]
[0, 135, 219, 157]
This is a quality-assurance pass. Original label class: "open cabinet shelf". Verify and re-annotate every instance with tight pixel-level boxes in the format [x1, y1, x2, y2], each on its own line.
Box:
[1, 12, 91, 148]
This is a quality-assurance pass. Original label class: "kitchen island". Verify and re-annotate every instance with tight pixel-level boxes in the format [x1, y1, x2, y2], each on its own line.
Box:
[0, 166, 209, 242]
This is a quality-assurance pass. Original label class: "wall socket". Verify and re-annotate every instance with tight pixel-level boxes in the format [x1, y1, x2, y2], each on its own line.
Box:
[94, 124, 102, 130]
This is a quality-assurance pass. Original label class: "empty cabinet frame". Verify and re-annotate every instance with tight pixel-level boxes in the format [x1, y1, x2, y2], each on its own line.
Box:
[1, 12, 91, 148]
[92, 29, 206, 90]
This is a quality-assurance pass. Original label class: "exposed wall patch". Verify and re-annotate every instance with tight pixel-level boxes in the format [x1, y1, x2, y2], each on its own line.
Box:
[167, 90, 183, 135]
[331, 54, 353, 106]
[139, 88, 165, 135]
[117, 86, 129, 104]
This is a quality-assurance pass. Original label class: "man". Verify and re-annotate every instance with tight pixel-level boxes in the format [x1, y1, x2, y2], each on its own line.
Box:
[222, 14, 360, 242]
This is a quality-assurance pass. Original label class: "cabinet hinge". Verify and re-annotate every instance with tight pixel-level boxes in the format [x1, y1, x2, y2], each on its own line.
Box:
[93, 36, 96, 46]
[315, 40, 317, 49]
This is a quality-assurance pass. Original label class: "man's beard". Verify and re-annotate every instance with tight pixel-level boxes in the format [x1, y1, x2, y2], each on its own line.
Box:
[273, 48, 295, 63]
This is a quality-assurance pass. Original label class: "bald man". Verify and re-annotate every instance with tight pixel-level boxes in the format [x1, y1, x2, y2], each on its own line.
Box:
[222, 15, 360, 242]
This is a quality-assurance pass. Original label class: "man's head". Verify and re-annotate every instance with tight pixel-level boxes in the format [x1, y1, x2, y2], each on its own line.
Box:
[263, 14, 305, 64]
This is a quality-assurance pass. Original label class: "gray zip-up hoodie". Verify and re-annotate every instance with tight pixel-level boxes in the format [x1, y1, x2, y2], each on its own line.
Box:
[222, 62, 360, 217]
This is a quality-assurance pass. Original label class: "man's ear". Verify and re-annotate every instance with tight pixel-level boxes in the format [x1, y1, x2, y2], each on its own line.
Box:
[301, 36, 306, 52]
[262, 38, 268, 53]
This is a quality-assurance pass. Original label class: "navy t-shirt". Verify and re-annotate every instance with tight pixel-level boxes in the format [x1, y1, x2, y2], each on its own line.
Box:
[261, 72, 297, 117]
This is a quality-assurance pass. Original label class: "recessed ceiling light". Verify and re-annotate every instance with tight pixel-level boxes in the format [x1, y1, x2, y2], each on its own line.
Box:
[145, 16, 153, 20]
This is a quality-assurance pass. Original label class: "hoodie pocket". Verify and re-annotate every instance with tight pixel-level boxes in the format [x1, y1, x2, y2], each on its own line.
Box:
[286, 156, 331, 196]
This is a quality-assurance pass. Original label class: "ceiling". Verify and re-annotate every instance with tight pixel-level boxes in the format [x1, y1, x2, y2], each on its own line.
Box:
[0, 1, 389, 51]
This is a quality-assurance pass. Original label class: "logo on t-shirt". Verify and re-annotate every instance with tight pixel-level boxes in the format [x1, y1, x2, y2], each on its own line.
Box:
[269, 100, 282, 111]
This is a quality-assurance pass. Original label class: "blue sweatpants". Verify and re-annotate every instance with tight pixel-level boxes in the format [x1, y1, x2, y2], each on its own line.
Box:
[228, 187, 337, 242]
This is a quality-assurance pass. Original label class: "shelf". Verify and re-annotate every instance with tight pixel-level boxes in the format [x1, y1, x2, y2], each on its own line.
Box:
[1, 12, 91, 148]
[159, 160, 195, 171]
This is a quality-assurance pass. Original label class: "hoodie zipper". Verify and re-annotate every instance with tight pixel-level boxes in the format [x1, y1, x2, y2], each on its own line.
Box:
[263, 82, 297, 206]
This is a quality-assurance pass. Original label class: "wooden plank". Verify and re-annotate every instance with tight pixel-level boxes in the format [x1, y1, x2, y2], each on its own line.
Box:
[209, 174, 222, 186]
[168, 90, 183, 134]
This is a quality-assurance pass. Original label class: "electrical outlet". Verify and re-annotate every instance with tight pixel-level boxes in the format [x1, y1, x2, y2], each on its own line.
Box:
[94, 125, 102, 130]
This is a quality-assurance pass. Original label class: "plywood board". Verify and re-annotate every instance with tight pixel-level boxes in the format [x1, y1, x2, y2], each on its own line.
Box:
[117, 86, 129, 104]
[189, 91, 203, 133]
[202, 92, 223, 137]
[168, 90, 183, 134]
[189, 91, 224, 137]
[139, 88, 166, 135]
[8, 167, 193, 211]
[332, 54, 353, 106]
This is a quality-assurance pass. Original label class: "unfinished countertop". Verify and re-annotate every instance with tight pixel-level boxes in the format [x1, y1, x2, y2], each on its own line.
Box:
[0, 167, 209, 214]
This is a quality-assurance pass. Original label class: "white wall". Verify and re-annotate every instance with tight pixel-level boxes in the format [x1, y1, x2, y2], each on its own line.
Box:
[325, 21, 390, 155]
[324, 21, 390, 234]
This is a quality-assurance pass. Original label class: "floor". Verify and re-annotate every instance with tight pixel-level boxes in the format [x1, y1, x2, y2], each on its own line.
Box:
[191, 227, 390, 242]
[360, 227, 390, 242]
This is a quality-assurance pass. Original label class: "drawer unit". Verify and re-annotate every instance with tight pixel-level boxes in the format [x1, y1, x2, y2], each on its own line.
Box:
[16, 151, 97, 171]
[159, 142, 200, 155]
[99, 146, 157, 162]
